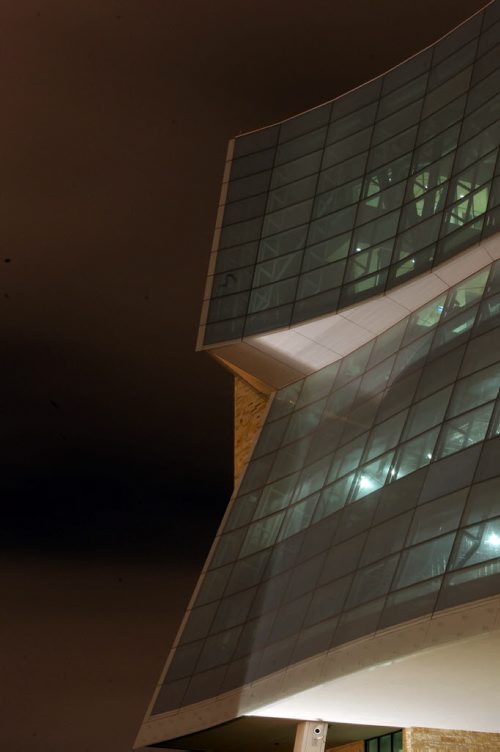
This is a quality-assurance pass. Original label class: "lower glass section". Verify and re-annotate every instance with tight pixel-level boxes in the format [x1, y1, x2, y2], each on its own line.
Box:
[155, 259, 500, 715]
[366, 730, 403, 752]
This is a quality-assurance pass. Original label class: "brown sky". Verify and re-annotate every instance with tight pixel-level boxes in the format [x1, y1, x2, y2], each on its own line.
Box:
[0, 0, 487, 749]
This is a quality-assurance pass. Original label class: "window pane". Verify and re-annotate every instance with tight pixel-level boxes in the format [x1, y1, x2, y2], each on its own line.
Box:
[275, 127, 327, 166]
[293, 455, 331, 502]
[406, 152, 454, 202]
[408, 489, 467, 546]
[395, 532, 455, 588]
[442, 186, 490, 234]
[431, 306, 478, 353]
[368, 126, 417, 171]
[302, 232, 351, 271]
[361, 511, 413, 566]
[326, 377, 361, 417]
[280, 104, 330, 141]
[224, 491, 260, 532]
[238, 453, 275, 494]
[269, 435, 312, 481]
[196, 565, 232, 604]
[258, 224, 308, 261]
[327, 101, 377, 143]
[366, 412, 407, 460]
[268, 381, 302, 420]
[381, 577, 441, 630]
[447, 153, 496, 206]
[392, 427, 440, 480]
[241, 512, 285, 557]
[297, 260, 345, 298]
[373, 101, 422, 145]
[439, 558, 500, 610]
[437, 402, 494, 458]
[352, 210, 400, 249]
[319, 534, 366, 584]
[226, 550, 270, 595]
[346, 555, 399, 608]
[451, 518, 500, 570]
[337, 342, 373, 387]
[285, 399, 326, 443]
[393, 730, 403, 752]
[448, 363, 500, 417]
[402, 295, 445, 343]
[211, 528, 247, 567]
[313, 177, 362, 217]
[404, 386, 452, 440]
[444, 268, 489, 316]
[318, 152, 368, 193]
[379, 734, 392, 752]
[416, 345, 465, 399]
[305, 574, 352, 626]
[364, 152, 412, 197]
[345, 243, 393, 282]
[351, 451, 394, 501]
[379, 70, 427, 117]
[197, 626, 242, 671]
[297, 363, 339, 407]
[308, 205, 357, 244]
[328, 434, 368, 483]
[464, 477, 500, 525]
[400, 184, 447, 231]
[255, 473, 299, 519]
[271, 150, 322, 189]
[369, 319, 408, 368]
[377, 369, 422, 423]
[323, 127, 372, 168]
[314, 473, 355, 521]
[278, 495, 318, 541]
[254, 417, 289, 459]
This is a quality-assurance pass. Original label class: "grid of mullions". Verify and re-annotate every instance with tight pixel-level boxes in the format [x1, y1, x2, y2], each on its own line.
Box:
[204, 2, 500, 345]
[366, 731, 403, 752]
[153, 261, 500, 715]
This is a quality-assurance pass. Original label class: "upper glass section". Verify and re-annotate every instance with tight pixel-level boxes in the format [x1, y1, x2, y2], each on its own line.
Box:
[202, 1, 500, 346]
[154, 257, 500, 715]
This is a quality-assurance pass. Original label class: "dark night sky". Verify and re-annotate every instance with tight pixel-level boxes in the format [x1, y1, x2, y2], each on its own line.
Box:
[1, 1, 486, 749]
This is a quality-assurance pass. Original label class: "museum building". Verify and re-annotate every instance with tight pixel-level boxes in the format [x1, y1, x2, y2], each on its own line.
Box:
[135, 2, 500, 750]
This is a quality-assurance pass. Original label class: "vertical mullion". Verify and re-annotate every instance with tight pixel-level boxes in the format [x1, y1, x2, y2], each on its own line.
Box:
[433, 12, 485, 263]
[288, 105, 333, 325]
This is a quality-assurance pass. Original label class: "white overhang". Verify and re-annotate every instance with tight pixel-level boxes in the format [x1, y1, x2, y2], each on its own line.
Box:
[135, 593, 500, 747]
[205, 232, 500, 390]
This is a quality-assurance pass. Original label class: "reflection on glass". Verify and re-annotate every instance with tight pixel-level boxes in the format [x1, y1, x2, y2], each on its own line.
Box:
[205, 5, 500, 345]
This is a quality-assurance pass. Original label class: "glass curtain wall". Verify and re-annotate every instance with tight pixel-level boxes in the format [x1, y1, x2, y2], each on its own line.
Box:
[154, 260, 500, 714]
[204, 1, 500, 345]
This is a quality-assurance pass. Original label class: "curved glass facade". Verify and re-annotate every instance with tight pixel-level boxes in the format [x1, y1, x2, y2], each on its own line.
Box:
[202, 1, 500, 346]
[141, 3, 500, 740]
[155, 258, 500, 714]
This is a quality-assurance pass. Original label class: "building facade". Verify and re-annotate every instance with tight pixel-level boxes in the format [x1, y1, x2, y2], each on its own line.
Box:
[136, 2, 500, 750]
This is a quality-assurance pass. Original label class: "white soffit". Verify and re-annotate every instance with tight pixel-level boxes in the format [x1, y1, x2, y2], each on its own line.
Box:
[234, 233, 500, 386]
[248, 629, 500, 733]
[136, 595, 500, 748]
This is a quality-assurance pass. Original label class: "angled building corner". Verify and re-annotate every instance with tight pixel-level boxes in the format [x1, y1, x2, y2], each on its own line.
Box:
[136, 2, 500, 751]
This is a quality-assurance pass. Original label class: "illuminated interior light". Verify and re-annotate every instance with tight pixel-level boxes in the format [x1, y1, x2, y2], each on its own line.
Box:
[487, 532, 500, 546]
[359, 475, 373, 490]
